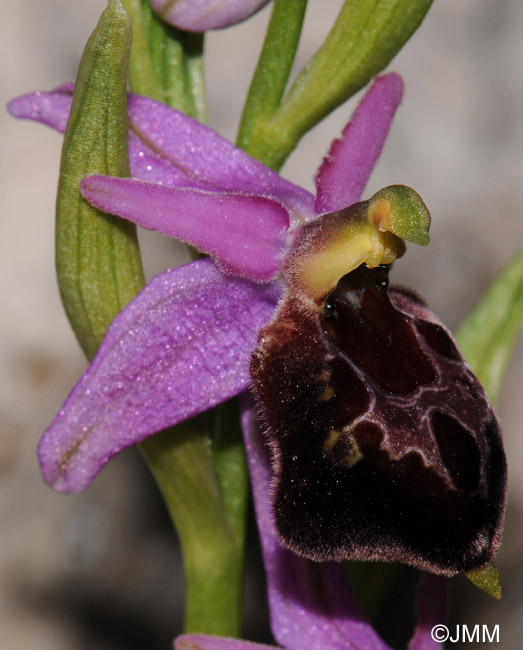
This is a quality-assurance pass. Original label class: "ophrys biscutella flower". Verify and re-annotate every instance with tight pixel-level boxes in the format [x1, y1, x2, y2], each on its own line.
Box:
[9, 73, 506, 575]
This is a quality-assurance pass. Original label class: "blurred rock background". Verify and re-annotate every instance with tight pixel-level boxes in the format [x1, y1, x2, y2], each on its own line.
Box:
[1, 1, 522, 648]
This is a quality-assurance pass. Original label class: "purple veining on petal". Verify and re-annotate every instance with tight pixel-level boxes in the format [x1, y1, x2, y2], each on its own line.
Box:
[81, 176, 290, 282]
[241, 400, 391, 650]
[150, 0, 271, 32]
[314, 74, 404, 214]
[127, 94, 315, 218]
[38, 260, 281, 493]
[175, 634, 277, 650]
[409, 575, 448, 650]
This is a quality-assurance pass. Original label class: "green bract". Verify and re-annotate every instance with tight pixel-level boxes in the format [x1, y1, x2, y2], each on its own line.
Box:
[241, 0, 433, 169]
[456, 250, 523, 404]
[56, 0, 144, 361]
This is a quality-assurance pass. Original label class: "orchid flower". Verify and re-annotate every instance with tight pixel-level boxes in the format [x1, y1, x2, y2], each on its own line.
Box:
[150, 0, 272, 31]
[8, 73, 403, 491]
[9, 71, 506, 577]
[171, 403, 448, 650]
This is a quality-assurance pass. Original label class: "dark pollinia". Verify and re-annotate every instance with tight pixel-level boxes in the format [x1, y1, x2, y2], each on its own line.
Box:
[251, 264, 507, 575]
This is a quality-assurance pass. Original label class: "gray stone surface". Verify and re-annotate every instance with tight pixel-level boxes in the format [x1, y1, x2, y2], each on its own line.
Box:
[1, 1, 522, 648]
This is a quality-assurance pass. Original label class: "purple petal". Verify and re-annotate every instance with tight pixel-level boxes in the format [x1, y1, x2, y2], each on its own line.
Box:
[8, 87, 315, 218]
[38, 259, 280, 493]
[150, 0, 271, 32]
[175, 635, 277, 650]
[81, 176, 289, 282]
[127, 94, 315, 218]
[7, 84, 74, 133]
[127, 130, 211, 189]
[241, 400, 392, 650]
[7, 87, 195, 188]
[409, 575, 448, 650]
[314, 74, 404, 214]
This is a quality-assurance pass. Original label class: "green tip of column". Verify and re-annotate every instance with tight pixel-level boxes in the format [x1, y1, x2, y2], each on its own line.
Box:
[369, 185, 431, 246]
[465, 562, 502, 600]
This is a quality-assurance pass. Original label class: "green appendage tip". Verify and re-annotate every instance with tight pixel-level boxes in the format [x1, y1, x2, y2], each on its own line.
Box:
[465, 562, 502, 599]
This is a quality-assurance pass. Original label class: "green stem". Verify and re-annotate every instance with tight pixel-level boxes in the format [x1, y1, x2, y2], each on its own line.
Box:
[141, 421, 244, 636]
[120, 0, 164, 101]
[123, 0, 206, 119]
[212, 400, 248, 551]
[247, 0, 433, 169]
[184, 32, 206, 123]
[237, 0, 307, 155]
[140, 399, 249, 636]
[144, 5, 193, 114]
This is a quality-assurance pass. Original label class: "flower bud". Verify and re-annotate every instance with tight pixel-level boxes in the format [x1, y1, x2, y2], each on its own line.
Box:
[150, 0, 271, 32]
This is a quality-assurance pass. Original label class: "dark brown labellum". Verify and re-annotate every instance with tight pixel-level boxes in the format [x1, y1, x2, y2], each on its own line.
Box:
[250, 264, 507, 575]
